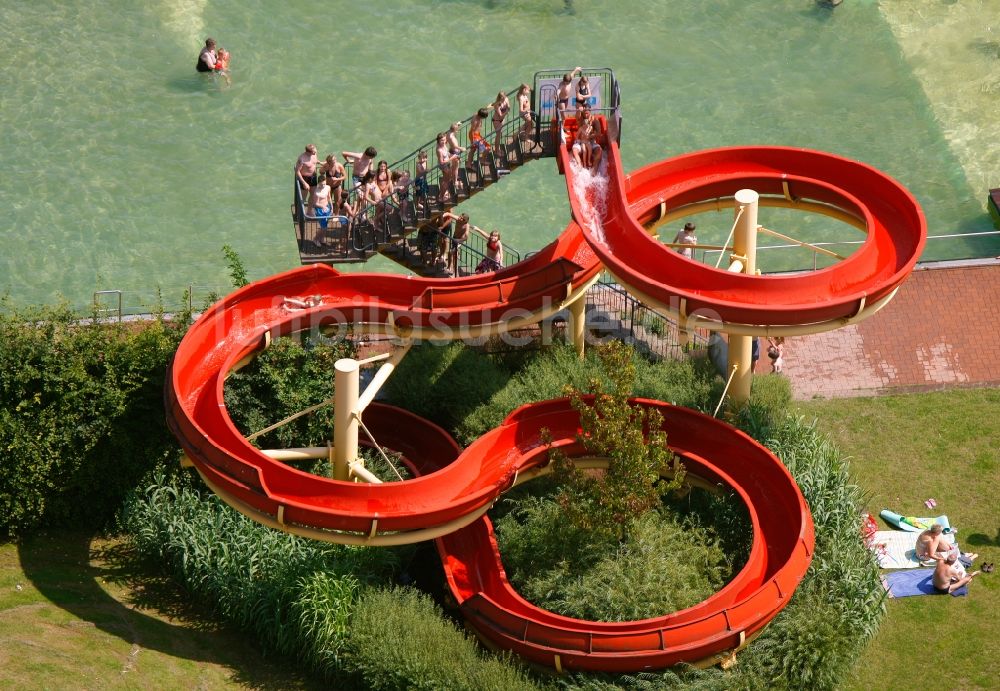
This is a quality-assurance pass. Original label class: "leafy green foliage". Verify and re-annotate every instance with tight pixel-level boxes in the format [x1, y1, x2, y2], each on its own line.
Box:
[0, 301, 184, 537]
[222, 244, 250, 288]
[384, 342, 715, 446]
[223, 335, 354, 449]
[383, 341, 512, 434]
[122, 475, 403, 682]
[496, 500, 731, 621]
[345, 587, 539, 690]
[549, 341, 686, 542]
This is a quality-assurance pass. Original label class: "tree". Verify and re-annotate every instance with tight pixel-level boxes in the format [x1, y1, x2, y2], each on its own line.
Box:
[549, 341, 686, 542]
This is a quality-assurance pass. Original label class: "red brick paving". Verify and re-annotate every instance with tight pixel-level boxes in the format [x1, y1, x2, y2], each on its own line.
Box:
[782, 260, 1000, 399]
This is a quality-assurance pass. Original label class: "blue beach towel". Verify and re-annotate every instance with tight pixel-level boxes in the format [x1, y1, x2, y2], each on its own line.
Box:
[885, 568, 968, 598]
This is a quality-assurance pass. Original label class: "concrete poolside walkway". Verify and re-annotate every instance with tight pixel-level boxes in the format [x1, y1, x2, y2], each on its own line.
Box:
[774, 259, 1000, 400]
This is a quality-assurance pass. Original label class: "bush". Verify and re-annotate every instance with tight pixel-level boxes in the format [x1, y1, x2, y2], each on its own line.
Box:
[224, 334, 355, 449]
[737, 373, 793, 438]
[122, 473, 537, 688]
[496, 500, 731, 621]
[382, 341, 512, 434]
[449, 344, 715, 445]
[345, 587, 539, 691]
[563, 416, 886, 691]
[122, 475, 404, 682]
[0, 301, 183, 537]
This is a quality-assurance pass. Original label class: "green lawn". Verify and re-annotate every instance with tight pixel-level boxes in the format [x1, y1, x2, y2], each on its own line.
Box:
[0, 532, 323, 691]
[795, 388, 1000, 691]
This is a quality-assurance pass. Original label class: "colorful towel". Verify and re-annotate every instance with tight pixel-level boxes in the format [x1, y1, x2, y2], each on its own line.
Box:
[884, 568, 968, 598]
[870, 530, 956, 569]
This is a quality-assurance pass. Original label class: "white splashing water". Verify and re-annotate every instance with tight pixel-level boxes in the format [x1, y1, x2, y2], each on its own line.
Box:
[569, 157, 610, 246]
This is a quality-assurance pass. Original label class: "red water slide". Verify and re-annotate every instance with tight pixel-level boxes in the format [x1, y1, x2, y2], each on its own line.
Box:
[165, 132, 928, 672]
[165, 226, 600, 540]
[565, 137, 926, 330]
[437, 397, 813, 672]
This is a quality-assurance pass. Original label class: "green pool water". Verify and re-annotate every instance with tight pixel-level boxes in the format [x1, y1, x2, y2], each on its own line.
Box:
[1, 0, 998, 312]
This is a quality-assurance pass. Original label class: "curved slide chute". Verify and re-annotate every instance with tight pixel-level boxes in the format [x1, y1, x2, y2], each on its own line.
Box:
[166, 127, 927, 672]
[165, 226, 600, 542]
[562, 137, 926, 333]
[437, 397, 813, 673]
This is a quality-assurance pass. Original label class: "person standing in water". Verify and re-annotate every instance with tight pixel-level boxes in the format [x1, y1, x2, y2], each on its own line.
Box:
[196, 38, 217, 72]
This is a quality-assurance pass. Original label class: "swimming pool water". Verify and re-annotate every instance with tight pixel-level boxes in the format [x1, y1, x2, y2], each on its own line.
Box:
[1, 0, 997, 312]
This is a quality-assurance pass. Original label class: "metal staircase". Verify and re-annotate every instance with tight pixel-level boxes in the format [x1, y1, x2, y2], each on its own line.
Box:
[291, 68, 619, 278]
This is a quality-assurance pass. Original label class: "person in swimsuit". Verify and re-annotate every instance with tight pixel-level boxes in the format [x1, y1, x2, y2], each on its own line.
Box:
[374, 160, 393, 198]
[392, 169, 411, 220]
[474, 229, 503, 274]
[435, 212, 460, 268]
[342, 146, 378, 187]
[414, 150, 430, 209]
[572, 109, 601, 170]
[442, 211, 474, 276]
[466, 106, 494, 169]
[556, 66, 582, 113]
[212, 46, 231, 85]
[296, 144, 319, 194]
[933, 554, 978, 594]
[672, 221, 698, 259]
[916, 524, 977, 567]
[516, 83, 534, 141]
[335, 194, 355, 221]
[446, 123, 465, 156]
[436, 133, 460, 203]
[491, 90, 511, 151]
[575, 74, 592, 108]
[196, 38, 217, 73]
[309, 177, 333, 230]
[320, 154, 347, 207]
[767, 336, 785, 373]
[358, 171, 382, 221]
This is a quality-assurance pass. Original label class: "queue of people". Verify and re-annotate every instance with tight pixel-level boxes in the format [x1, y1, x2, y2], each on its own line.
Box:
[290, 81, 537, 274]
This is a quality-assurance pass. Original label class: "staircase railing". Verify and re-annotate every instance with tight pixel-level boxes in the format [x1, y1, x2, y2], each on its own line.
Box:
[293, 68, 620, 269]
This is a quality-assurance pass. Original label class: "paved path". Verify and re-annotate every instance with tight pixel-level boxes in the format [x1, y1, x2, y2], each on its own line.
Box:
[776, 260, 1000, 399]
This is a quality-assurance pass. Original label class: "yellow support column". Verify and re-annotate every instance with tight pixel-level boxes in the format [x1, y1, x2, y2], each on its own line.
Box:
[726, 189, 759, 408]
[569, 296, 586, 360]
[333, 358, 359, 481]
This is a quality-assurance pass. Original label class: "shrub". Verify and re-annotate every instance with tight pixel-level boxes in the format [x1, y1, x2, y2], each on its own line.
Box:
[562, 416, 886, 691]
[382, 341, 512, 433]
[452, 343, 715, 445]
[496, 501, 731, 621]
[548, 341, 686, 542]
[122, 474, 404, 682]
[345, 586, 539, 691]
[737, 372, 793, 438]
[0, 301, 183, 537]
[223, 334, 355, 449]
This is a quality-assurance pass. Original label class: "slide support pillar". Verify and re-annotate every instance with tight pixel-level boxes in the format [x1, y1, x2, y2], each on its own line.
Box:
[726, 189, 759, 408]
[569, 296, 586, 359]
[334, 358, 360, 481]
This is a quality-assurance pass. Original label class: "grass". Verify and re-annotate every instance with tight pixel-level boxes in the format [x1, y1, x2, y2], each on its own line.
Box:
[0, 531, 324, 691]
[795, 388, 1000, 691]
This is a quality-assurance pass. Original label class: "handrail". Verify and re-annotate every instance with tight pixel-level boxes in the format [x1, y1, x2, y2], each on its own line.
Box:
[294, 68, 620, 269]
